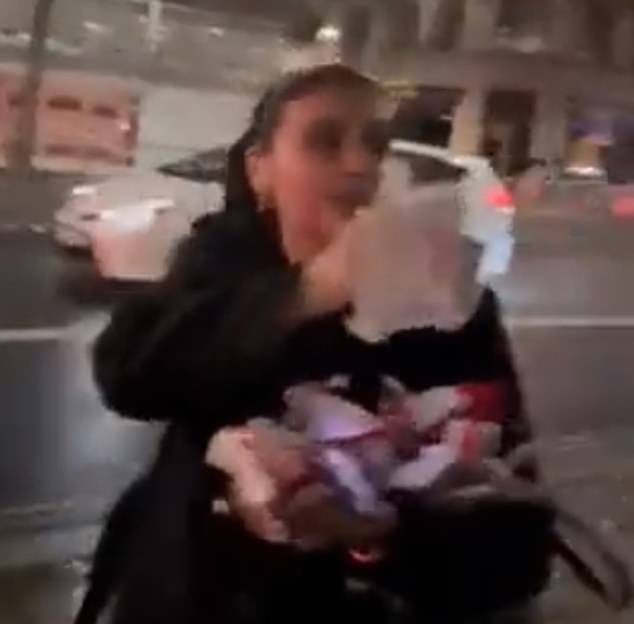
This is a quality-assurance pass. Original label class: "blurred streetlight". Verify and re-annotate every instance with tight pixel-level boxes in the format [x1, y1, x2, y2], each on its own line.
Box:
[146, 0, 163, 53]
[316, 24, 341, 44]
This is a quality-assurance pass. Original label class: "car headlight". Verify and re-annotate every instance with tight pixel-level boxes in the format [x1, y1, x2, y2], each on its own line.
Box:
[96, 199, 175, 231]
[70, 185, 98, 198]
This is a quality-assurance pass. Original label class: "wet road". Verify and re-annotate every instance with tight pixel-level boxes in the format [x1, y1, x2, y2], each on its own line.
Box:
[1, 224, 634, 622]
[0, 230, 162, 570]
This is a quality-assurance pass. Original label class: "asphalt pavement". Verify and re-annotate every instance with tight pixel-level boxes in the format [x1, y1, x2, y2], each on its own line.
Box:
[0, 229, 162, 566]
[1, 216, 634, 622]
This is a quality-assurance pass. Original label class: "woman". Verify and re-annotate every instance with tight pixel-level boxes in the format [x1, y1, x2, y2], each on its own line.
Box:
[84, 65, 550, 624]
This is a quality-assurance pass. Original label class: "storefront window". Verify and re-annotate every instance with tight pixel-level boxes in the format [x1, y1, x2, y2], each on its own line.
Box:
[565, 103, 634, 182]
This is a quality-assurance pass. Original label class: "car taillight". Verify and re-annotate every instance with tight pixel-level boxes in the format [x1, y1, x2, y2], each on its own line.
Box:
[486, 185, 515, 214]
[611, 195, 634, 218]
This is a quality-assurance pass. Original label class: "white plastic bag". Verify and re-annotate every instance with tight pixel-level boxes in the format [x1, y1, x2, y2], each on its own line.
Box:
[347, 181, 482, 341]
[346, 156, 513, 341]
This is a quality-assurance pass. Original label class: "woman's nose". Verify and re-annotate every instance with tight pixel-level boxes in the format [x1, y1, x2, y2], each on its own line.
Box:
[340, 139, 377, 174]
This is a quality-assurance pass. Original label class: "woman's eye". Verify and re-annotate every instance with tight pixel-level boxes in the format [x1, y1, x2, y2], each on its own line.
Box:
[362, 122, 390, 157]
[305, 121, 343, 154]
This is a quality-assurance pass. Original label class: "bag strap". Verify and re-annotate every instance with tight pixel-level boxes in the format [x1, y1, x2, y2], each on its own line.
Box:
[444, 447, 633, 612]
[554, 506, 633, 610]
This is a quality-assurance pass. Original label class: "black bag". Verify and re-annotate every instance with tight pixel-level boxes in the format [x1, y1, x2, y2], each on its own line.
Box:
[353, 453, 632, 620]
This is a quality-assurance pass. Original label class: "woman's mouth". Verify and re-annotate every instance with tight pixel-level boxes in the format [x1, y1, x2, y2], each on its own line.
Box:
[330, 179, 378, 210]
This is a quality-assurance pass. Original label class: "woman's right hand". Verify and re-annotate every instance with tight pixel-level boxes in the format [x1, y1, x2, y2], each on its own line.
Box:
[301, 217, 356, 317]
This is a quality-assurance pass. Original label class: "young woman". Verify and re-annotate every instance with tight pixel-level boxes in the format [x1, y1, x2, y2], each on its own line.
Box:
[82, 64, 550, 624]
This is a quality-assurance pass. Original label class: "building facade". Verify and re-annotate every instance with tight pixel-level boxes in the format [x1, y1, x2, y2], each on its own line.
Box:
[333, 0, 634, 177]
[2, 0, 634, 177]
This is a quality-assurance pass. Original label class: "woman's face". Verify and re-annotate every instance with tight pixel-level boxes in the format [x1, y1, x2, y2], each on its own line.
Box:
[247, 88, 390, 263]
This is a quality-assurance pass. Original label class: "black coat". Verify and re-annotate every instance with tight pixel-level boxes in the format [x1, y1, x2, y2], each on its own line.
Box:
[91, 207, 548, 624]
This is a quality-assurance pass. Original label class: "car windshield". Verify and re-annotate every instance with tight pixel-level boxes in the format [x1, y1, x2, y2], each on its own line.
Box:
[391, 149, 466, 184]
[156, 146, 228, 183]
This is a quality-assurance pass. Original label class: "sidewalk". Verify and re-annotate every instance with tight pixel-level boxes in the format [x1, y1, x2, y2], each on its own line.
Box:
[537, 427, 634, 623]
[1, 426, 632, 623]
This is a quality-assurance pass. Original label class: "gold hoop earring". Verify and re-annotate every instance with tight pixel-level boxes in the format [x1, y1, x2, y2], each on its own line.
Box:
[257, 192, 275, 213]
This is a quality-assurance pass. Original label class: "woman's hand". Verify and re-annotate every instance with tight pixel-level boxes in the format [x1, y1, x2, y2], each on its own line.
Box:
[301, 211, 374, 317]
[283, 482, 396, 550]
[301, 223, 354, 316]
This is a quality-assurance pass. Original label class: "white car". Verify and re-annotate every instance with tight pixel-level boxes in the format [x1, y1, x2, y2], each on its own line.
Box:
[55, 141, 513, 282]
[387, 141, 515, 281]
[53, 148, 226, 280]
[388, 140, 515, 218]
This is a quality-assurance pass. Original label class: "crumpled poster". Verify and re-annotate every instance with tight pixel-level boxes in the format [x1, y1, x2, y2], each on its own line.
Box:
[347, 155, 514, 341]
[206, 378, 504, 548]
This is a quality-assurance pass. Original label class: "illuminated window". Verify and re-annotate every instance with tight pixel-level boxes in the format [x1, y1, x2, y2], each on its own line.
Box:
[48, 96, 82, 111]
[92, 105, 118, 119]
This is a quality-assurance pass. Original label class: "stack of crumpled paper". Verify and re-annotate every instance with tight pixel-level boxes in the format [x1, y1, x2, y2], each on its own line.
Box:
[206, 378, 501, 549]
[206, 381, 633, 613]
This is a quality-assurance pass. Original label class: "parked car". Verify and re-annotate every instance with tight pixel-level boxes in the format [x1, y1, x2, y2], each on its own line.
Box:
[53, 147, 226, 280]
[388, 140, 515, 219]
[55, 141, 512, 282]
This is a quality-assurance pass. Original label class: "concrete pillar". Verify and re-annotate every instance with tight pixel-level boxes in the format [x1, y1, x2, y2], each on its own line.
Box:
[339, 3, 372, 67]
[530, 90, 568, 162]
[547, 0, 581, 56]
[612, 7, 634, 70]
[460, 0, 502, 51]
[361, 5, 391, 72]
[146, 0, 164, 54]
[450, 88, 486, 155]
[418, 0, 444, 46]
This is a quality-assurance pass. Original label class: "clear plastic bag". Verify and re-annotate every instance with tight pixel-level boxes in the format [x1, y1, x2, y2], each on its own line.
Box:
[347, 154, 513, 341]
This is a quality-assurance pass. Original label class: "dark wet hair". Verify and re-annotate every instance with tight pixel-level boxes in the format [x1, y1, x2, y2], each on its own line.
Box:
[224, 64, 379, 213]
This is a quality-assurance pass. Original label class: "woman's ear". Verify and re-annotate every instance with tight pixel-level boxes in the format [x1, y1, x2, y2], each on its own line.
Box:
[246, 146, 273, 210]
